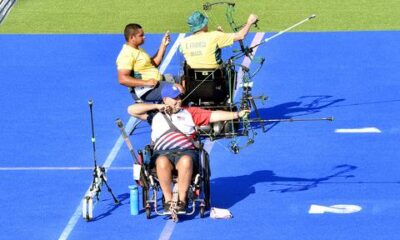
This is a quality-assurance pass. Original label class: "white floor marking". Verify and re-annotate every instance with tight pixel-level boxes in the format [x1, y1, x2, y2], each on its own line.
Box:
[235, 32, 265, 96]
[335, 127, 381, 133]
[0, 167, 133, 171]
[309, 204, 362, 214]
[159, 33, 186, 74]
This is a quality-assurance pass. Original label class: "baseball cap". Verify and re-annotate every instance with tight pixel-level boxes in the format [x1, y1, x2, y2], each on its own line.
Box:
[161, 84, 181, 99]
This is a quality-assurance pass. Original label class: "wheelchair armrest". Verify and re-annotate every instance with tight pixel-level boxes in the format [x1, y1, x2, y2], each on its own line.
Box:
[196, 122, 224, 136]
[142, 144, 153, 165]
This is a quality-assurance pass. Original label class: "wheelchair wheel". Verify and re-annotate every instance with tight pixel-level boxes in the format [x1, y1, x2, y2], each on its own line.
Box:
[145, 206, 151, 219]
[202, 151, 211, 209]
[200, 205, 205, 218]
[142, 187, 148, 209]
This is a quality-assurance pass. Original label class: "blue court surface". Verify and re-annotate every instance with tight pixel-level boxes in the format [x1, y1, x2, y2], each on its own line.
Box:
[0, 31, 399, 240]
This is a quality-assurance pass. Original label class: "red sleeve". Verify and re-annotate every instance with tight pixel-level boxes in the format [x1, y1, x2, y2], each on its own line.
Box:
[185, 107, 211, 126]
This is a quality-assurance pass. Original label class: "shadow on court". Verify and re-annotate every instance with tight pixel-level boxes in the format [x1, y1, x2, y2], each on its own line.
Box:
[247, 95, 345, 132]
[211, 164, 357, 209]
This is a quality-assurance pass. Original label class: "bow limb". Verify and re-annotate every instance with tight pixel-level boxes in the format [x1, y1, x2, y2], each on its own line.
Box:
[203, 1, 235, 31]
[224, 3, 253, 60]
[203, 1, 250, 58]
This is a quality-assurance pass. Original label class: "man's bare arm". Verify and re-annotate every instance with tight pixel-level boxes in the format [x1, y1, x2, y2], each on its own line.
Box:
[234, 14, 258, 41]
[209, 109, 250, 123]
[127, 103, 166, 120]
[118, 69, 158, 87]
[152, 31, 170, 66]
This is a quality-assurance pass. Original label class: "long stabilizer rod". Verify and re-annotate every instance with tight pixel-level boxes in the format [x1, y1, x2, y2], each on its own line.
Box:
[231, 116, 333, 123]
[251, 14, 316, 49]
[247, 116, 333, 123]
[265, 14, 316, 43]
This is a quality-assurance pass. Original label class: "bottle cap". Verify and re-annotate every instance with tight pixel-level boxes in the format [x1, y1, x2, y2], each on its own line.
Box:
[129, 185, 138, 190]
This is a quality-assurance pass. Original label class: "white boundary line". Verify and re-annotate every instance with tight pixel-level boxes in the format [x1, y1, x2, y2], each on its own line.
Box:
[58, 33, 185, 240]
[157, 32, 265, 240]
[235, 32, 265, 96]
[0, 167, 133, 171]
[335, 127, 381, 133]
[159, 33, 186, 74]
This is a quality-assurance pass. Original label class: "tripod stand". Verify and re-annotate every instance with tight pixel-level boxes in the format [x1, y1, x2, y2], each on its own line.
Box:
[82, 100, 119, 221]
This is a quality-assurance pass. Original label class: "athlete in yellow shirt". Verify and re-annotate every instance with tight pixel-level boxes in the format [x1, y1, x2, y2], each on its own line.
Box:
[116, 23, 183, 102]
[179, 11, 258, 69]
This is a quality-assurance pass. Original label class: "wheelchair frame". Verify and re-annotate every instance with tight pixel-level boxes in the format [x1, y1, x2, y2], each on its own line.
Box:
[138, 144, 211, 221]
[179, 61, 266, 142]
[117, 118, 211, 221]
[181, 62, 237, 106]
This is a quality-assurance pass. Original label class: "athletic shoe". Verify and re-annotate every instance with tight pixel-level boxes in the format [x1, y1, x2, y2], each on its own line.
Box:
[175, 201, 187, 214]
[164, 201, 172, 214]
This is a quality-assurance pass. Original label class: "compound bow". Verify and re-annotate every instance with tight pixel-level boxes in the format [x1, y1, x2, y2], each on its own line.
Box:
[203, 2, 264, 71]
[189, 2, 331, 153]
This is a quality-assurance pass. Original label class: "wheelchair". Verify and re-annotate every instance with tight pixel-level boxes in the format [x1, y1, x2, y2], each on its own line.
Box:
[181, 62, 237, 106]
[180, 62, 241, 140]
[136, 143, 211, 220]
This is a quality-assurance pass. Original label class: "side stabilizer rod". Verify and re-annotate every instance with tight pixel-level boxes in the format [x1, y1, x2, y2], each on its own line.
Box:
[234, 116, 333, 123]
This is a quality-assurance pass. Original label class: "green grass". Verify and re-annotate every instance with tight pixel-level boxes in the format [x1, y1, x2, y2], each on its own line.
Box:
[1, 0, 399, 33]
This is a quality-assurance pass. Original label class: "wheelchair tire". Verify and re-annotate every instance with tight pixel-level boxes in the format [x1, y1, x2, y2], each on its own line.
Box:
[145, 206, 151, 219]
[142, 187, 148, 208]
[202, 151, 211, 209]
[204, 180, 211, 209]
[200, 205, 205, 218]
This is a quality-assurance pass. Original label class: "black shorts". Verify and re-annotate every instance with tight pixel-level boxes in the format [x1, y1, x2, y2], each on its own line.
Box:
[150, 149, 200, 171]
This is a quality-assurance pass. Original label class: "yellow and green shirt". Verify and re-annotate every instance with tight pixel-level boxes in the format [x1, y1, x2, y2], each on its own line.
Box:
[116, 44, 163, 81]
[179, 31, 235, 69]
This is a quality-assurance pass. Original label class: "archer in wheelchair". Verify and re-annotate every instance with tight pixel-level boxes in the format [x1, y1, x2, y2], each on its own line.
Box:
[177, 11, 260, 140]
[179, 11, 257, 104]
[127, 84, 248, 220]
[179, 11, 258, 70]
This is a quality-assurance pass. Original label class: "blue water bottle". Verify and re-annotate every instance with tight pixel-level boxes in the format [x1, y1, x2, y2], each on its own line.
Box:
[129, 185, 139, 215]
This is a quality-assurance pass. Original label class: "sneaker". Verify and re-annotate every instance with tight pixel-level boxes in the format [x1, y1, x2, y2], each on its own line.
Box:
[175, 201, 187, 214]
[163, 201, 172, 214]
